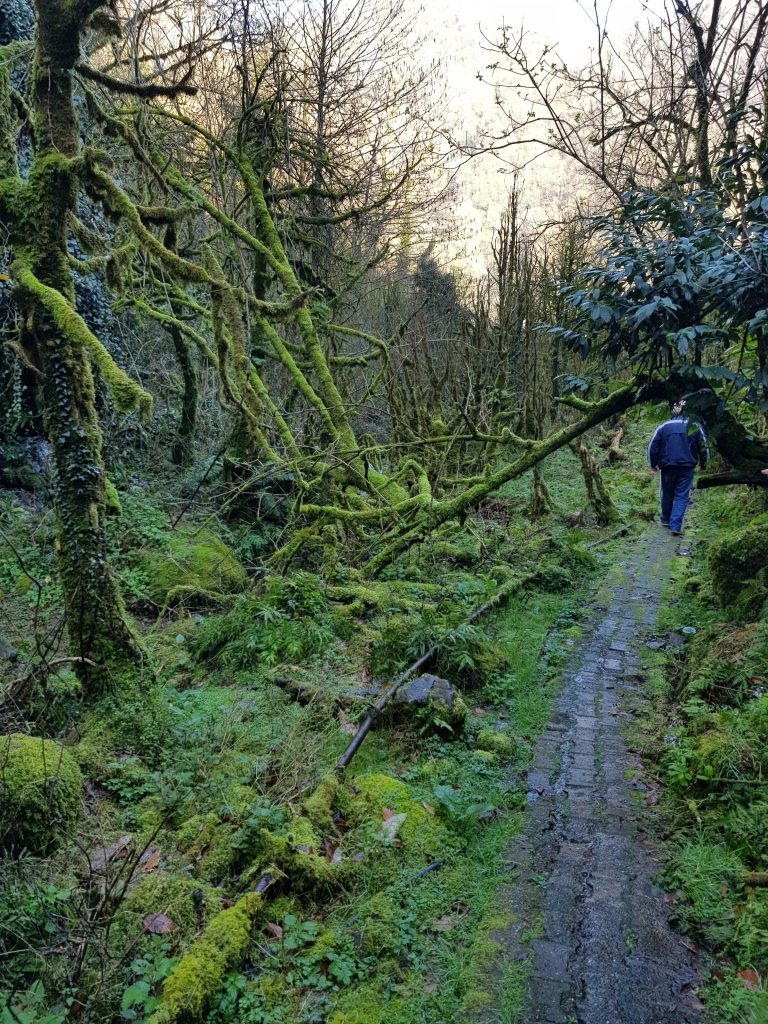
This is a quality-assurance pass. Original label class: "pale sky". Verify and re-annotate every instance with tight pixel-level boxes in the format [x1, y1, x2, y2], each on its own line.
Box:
[421, 0, 654, 271]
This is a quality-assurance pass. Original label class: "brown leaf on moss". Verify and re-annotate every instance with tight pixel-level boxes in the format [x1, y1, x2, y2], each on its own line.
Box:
[142, 913, 174, 934]
[89, 835, 132, 872]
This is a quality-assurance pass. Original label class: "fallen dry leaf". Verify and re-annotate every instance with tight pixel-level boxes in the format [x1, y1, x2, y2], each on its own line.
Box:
[142, 913, 174, 935]
[140, 847, 161, 873]
[382, 807, 394, 820]
[432, 915, 455, 931]
[380, 812, 407, 841]
[266, 922, 284, 940]
[421, 802, 436, 815]
[737, 968, 760, 990]
[89, 835, 132, 872]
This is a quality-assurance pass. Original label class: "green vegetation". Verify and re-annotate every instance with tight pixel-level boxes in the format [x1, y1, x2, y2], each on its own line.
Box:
[626, 485, 768, 1023]
[2, 0, 768, 1019]
[0, 735, 82, 853]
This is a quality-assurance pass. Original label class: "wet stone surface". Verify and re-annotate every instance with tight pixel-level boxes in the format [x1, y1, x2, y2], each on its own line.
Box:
[478, 530, 701, 1024]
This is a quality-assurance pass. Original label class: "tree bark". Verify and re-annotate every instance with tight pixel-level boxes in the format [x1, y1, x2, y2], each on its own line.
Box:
[4, 0, 145, 689]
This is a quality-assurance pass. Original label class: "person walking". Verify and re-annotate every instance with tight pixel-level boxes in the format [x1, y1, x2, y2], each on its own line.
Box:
[648, 400, 709, 536]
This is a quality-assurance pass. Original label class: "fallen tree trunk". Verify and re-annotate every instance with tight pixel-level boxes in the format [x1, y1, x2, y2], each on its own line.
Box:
[364, 384, 639, 575]
[271, 674, 382, 709]
[697, 472, 768, 489]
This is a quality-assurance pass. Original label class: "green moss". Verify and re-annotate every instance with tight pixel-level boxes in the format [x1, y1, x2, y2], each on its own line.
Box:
[352, 773, 446, 860]
[176, 813, 239, 882]
[149, 892, 261, 1024]
[114, 873, 221, 946]
[431, 693, 468, 732]
[303, 772, 339, 827]
[475, 729, 514, 757]
[0, 733, 82, 853]
[105, 478, 122, 515]
[472, 749, 498, 764]
[257, 815, 343, 885]
[141, 530, 247, 606]
[71, 717, 115, 777]
[327, 981, 403, 1024]
[12, 261, 153, 420]
[709, 514, 768, 609]
[359, 892, 400, 955]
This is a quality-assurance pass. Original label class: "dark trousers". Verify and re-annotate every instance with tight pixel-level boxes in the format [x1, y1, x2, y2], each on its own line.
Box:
[660, 466, 695, 531]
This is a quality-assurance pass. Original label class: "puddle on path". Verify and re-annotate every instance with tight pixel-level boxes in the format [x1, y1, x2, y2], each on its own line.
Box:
[474, 529, 702, 1024]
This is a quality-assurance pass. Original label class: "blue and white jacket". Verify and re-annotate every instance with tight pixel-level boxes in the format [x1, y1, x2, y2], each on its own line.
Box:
[648, 416, 710, 470]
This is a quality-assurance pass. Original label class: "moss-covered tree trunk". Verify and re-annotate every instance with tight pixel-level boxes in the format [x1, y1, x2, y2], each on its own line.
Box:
[570, 438, 618, 526]
[168, 314, 197, 467]
[5, 0, 144, 687]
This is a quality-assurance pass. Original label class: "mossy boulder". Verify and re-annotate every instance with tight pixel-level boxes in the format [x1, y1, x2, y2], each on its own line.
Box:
[352, 772, 447, 860]
[0, 733, 82, 853]
[141, 530, 247, 606]
[709, 514, 768, 609]
[392, 673, 468, 733]
[475, 729, 514, 757]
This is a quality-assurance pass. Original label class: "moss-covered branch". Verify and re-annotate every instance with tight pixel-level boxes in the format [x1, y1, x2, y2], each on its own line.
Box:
[75, 62, 197, 97]
[12, 262, 152, 420]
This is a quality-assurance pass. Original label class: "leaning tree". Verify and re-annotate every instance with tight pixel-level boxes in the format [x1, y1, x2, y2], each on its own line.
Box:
[2, 0, 768, 695]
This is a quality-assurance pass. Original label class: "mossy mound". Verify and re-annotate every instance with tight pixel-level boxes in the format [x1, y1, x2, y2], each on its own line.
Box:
[303, 771, 340, 827]
[141, 530, 247, 606]
[709, 514, 768, 609]
[0, 733, 82, 853]
[328, 981, 406, 1024]
[475, 729, 514, 757]
[258, 814, 347, 885]
[352, 772, 447, 861]
[114, 873, 222, 946]
[176, 812, 240, 882]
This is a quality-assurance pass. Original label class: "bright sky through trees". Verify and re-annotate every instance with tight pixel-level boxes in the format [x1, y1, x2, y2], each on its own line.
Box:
[424, 0, 651, 270]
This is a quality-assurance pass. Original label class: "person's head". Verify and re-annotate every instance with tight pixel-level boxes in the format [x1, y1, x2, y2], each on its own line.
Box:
[671, 398, 686, 416]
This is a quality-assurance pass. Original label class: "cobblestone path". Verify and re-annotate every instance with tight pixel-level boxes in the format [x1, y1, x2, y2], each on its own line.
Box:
[478, 529, 702, 1024]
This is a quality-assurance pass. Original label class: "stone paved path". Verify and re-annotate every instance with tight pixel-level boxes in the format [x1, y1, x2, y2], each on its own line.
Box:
[477, 529, 701, 1024]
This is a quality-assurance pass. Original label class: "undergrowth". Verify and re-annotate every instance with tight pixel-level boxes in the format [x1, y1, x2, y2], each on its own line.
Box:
[636, 485, 768, 1024]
